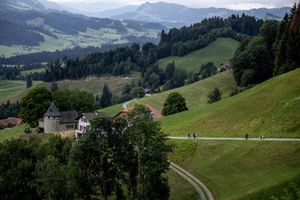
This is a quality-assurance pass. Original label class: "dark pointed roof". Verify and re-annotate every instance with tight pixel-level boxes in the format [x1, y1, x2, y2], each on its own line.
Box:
[44, 102, 61, 117]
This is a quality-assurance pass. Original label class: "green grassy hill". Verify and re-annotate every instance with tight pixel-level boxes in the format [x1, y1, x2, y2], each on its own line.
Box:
[158, 38, 240, 72]
[0, 80, 42, 103]
[169, 140, 300, 200]
[131, 70, 236, 111]
[160, 68, 300, 138]
[103, 68, 300, 138]
[51, 73, 140, 97]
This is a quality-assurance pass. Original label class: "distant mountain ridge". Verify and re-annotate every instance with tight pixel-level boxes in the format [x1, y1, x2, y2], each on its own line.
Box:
[110, 2, 290, 27]
[0, 0, 166, 57]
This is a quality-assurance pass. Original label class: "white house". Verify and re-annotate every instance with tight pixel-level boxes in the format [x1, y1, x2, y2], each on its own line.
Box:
[75, 112, 108, 139]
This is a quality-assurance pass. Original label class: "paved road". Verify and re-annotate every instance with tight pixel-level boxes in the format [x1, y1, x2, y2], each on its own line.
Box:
[168, 136, 300, 142]
[170, 162, 214, 200]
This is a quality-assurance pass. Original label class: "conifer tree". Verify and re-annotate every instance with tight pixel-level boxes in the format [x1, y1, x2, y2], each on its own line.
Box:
[100, 83, 112, 108]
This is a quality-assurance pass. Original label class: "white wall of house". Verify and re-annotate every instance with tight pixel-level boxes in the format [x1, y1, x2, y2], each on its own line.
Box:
[75, 116, 91, 139]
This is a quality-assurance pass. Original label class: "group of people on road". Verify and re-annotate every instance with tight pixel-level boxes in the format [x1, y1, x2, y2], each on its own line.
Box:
[245, 134, 265, 140]
[187, 133, 197, 139]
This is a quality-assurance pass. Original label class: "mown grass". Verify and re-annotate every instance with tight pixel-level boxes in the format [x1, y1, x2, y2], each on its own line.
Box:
[166, 169, 199, 200]
[160, 68, 300, 138]
[54, 73, 140, 97]
[0, 124, 27, 143]
[131, 70, 235, 111]
[100, 104, 123, 117]
[168, 139, 300, 200]
[21, 68, 45, 75]
[0, 80, 42, 103]
[158, 38, 240, 72]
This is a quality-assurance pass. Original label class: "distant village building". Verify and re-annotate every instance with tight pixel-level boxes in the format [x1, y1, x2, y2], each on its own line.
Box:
[0, 118, 23, 129]
[144, 88, 160, 96]
[39, 102, 78, 134]
[75, 112, 108, 139]
[218, 61, 231, 72]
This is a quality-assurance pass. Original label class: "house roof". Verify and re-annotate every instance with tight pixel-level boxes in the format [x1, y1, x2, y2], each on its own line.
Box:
[0, 118, 23, 127]
[44, 102, 61, 117]
[76, 112, 108, 121]
[60, 111, 78, 124]
[112, 109, 131, 120]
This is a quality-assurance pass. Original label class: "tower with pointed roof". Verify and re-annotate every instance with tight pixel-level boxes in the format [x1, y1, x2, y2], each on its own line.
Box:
[44, 102, 61, 133]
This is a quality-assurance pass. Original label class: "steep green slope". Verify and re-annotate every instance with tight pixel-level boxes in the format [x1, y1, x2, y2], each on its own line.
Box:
[158, 38, 240, 72]
[169, 140, 300, 200]
[161, 68, 300, 138]
[132, 70, 236, 111]
[0, 80, 42, 103]
[51, 73, 140, 97]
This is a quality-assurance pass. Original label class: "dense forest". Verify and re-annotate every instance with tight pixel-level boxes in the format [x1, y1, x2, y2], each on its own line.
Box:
[0, 101, 20, 120]
[43, 14, 262, 82]
[232, 3, 300, 87]
[0, 45, 126, 65]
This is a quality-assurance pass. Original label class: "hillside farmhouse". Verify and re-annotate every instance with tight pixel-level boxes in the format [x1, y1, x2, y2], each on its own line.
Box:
[75, 112, 108, 139]
[39, 102, 78, 134]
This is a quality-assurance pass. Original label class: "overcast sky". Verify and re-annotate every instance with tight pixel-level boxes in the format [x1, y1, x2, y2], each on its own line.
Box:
[49, 0, 297, 9]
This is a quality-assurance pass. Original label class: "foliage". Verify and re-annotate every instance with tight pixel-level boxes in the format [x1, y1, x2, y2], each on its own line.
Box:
[274, 3, 300, 75]
[232, 5, 300, 87]
[34, 156, 68, 200]
[162, 92, 188, 116]
[100, 83, 113, 108]
[26, 75, 32, 88]
[53, 89, 96, 113]
[0, 101, 20, 120]
[43, 14, 259, 82]
[69, 106, 171, 199]
[199, 62, 217, 79]
[19, 86, 52, 127]
[0, 135, 74, 200]
[208, 87, 222, 103]
[50, 82, 58, 92]
[270, 182, 300, 200]
[0, 138, 42, 199]
[232, 36, 274, 86]
[131, 87, 145, 98]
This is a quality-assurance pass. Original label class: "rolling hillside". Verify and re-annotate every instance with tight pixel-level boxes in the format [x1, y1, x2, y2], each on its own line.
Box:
[52, 73, 140, 97]
[158, 38, 240, 72]
[103, 68, 300, 138]
[132, 70, 236, 111]
[160, 68, 300, 138]
[169, 140, 300, 200]
[0, 80, 42, 103]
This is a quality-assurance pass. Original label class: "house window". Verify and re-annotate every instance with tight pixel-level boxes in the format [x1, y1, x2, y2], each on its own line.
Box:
[66, 125, 74, 129]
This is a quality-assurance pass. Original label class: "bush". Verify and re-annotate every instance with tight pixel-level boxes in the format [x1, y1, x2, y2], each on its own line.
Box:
[208, 88, 222, 103]
[162, 92, 188, 116]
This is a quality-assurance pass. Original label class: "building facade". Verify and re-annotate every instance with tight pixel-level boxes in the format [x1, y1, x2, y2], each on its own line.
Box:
[75, 112, 108, 139]
[39, 102, 78, 134]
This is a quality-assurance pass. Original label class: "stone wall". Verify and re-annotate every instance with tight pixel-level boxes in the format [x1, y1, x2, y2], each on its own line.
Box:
[44, 116, 60, 134]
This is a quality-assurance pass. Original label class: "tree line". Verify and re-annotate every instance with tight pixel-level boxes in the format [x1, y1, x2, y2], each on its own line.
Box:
[0, 105, 171, 200]
[0, 101, 20, 120]
[43, 14, 262, 82]
[232, 3, 300, 87]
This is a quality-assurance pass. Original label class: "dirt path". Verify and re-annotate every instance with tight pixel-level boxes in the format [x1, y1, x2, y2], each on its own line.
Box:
[170, 162, 214, 200]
